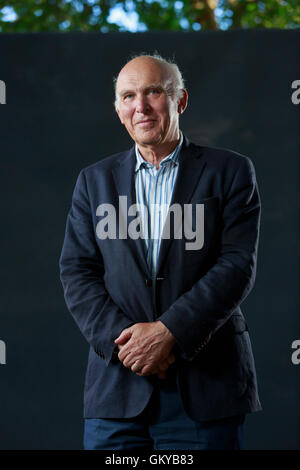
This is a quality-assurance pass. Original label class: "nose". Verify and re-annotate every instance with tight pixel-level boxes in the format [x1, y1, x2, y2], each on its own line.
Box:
[135, 94, 150, 113]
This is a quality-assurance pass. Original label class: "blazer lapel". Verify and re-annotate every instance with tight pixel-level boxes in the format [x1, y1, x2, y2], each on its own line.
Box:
[156, 135, 207, 274]
[112, 145, 151, 276]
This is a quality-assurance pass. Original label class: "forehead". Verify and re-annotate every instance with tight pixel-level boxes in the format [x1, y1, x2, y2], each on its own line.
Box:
[116, 60, 169, 94]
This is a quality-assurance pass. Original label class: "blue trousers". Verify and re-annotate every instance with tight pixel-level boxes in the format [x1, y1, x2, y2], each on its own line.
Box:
[84, 367, 245, 450]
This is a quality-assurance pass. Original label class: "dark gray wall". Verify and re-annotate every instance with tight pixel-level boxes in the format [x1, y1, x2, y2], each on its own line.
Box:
[0, 30, 299, 449]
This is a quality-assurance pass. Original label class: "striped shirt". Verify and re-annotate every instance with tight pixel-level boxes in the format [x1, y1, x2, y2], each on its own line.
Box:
[134, 131, 183, 283]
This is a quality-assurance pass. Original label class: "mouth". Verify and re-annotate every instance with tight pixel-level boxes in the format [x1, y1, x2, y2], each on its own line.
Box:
[136, 119, 156, 126]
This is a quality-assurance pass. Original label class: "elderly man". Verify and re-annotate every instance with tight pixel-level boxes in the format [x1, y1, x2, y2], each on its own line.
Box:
[59, 53, 262, 450]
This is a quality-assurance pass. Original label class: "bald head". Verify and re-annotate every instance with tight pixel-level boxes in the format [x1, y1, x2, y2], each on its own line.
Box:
[114, 54, 185, 110]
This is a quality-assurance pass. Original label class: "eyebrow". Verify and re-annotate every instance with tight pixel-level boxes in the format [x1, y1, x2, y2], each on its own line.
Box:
[118, 84, 165, 98]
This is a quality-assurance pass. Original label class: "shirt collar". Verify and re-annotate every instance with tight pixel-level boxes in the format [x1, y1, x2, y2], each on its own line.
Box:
[135, 130, 183, 172]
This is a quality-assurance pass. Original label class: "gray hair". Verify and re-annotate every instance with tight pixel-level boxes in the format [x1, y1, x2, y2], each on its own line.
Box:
[113, 52, 186, 110]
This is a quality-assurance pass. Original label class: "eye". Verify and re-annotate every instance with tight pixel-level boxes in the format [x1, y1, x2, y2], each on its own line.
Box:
[124, 94, 133, 101]
[150, 89, 160, 95]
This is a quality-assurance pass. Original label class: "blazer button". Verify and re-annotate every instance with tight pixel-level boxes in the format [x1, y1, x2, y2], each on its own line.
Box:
[145, 278, 152, 287]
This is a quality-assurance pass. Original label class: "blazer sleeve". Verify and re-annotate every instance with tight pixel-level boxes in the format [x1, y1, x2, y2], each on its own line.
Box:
[59, 169, 134, 366]
[158, 155, 261, 361]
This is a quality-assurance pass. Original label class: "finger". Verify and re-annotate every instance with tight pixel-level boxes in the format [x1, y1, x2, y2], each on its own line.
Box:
[167, 354, 175, 364]
[157, 361, 169, 371]
[139, 359, 169, 375]
[137, 367, 163, 377]
[121, 353, 138, 368]
[114, 329, 133, 345]
[137, 367, 166, 378]
[131, 361, 143, 373]
[118, 344, 135, 362]
[121, 350, 144, 368]
[135, 355, 173, 376]
[137, 364, 153, 376]
[118, 348, 131, 364]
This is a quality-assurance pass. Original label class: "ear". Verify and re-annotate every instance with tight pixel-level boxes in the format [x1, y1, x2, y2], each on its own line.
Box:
[177, 89, 188, 115]
[115, 105, 124, 125]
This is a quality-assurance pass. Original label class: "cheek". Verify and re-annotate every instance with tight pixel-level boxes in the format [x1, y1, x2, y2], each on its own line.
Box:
[123, 110, 134, 125]
[160, 112, 171, 126]
[119, 106, 132, 123]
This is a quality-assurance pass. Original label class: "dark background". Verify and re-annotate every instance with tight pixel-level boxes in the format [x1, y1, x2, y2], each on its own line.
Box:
[0, 29, 299, 449]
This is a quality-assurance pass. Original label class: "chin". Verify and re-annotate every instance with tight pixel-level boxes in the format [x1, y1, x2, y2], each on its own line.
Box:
[136, 132, 161, 146]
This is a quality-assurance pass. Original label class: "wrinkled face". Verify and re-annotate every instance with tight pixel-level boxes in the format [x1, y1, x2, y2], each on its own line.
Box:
[115, 58, 185, 147]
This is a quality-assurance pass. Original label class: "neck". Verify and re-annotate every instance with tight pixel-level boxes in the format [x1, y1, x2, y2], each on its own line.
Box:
[137, 133, 181, 170]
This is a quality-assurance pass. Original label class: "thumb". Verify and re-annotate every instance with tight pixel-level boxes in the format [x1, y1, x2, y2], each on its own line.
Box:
[114, 328, 133, 344]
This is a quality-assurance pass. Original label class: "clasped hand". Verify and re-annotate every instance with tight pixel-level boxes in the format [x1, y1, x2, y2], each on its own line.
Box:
[114, 321, 176, 379]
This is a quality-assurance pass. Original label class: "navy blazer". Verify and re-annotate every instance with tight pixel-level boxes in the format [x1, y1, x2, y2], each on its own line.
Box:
[59, 134, 262, 421]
